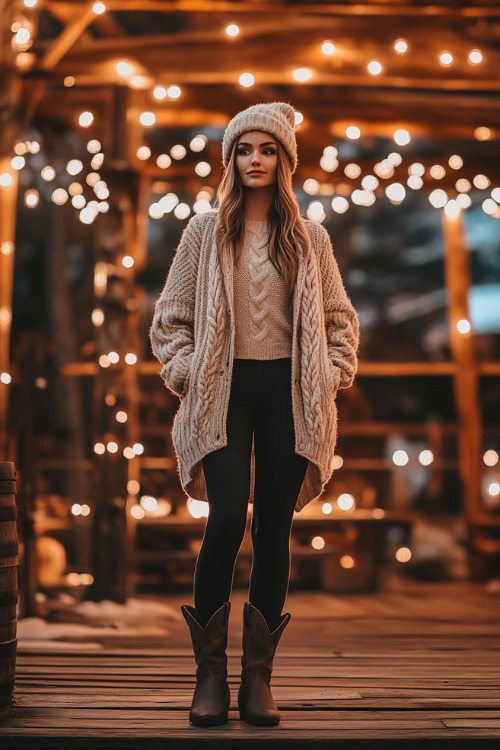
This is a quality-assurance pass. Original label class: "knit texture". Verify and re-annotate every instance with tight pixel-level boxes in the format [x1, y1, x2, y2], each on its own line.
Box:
[222, 102, 297, 172]
[233, 220, 292, 360]
[149, 210, 359, 512]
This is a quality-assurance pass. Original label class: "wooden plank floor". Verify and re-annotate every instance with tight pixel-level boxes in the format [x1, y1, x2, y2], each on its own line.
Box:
[2, 580, 500, 748]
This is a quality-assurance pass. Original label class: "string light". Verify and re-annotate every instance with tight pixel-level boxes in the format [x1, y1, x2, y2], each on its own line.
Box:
[116, 60, 134, 77]
[322, 502, 333, 515]
[395, 547, 412, 563]
[64, 76, 76, 87]
[140, 111, 156, 127]
[394, 129, 411, 146]
[122, 256, 134, 268]
[239, 72, 254, 87]
[344, 163, 361, 179]
[346, 125, 361, 140]
[456, 319, 471, 334]
[92, 2, 106, 14]
[225, 24, 239, 37]
[195, 162, 211, 177]
[367, 60, 383, 76]
[337, 493, 355, 511]
[430, 164, 446, 180]
[484, 450, 499, 467]
[125, 353, 137, 365]
[394, 39, 408, 54]
[153, 85, 167, 100]
[448, 155, 463, 170]
[474, 127, 492, 141]
[444, 199, 460, 218]
[468, 49, 483, 64]
[292, 68, 312, 82]
[0, 372, 12, 385]
[429, 188, 448, 208]
[79, 111, 94, 127]
[24, 189, 39, 207]
[488, 482, 500, 497]
[321, 40, 336, 55]
[157, 154, 172, 169]
[136, 146, 151, 160]
[167, 85, 181, 99]
[385, 183, 406, 204]
[294, 111, 304, 126]
[439, 51, 453, 66]
[474, 174, 490, 189]
[340, 555, 355, 569]
[409, 163, 425, 176]
[392, 450, 409, 466]
[0, 173, 13, 187]
[11, 156, 25, 170]
[331, 196, 349, 214]
[456, 178, 471, 192]
[190, 135, 207, 152]
[170, 145, 186, 160]
[311, 536, 325, 550]
[418, 450, 434, 466]
[482, 198, 497, 215]
[66, 159, 83, 175]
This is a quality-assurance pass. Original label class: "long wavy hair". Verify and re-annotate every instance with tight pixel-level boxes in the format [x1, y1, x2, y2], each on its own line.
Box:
[215, 140, 310, 296]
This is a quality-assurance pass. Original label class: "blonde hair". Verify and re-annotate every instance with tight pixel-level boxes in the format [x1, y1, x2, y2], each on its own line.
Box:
[215, 141, 310, 296]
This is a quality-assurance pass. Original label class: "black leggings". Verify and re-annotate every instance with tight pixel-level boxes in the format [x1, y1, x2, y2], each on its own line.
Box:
[194, 358, 309, 630]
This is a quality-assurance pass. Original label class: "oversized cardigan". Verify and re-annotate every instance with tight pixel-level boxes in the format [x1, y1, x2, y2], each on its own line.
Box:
[149, 210, 359, 512]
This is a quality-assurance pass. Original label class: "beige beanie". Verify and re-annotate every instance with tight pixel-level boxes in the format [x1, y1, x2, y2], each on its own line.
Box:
[222, 101, 298, 172]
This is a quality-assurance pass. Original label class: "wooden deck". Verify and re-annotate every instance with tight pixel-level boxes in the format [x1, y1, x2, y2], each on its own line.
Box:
[2, 581, 500, 748]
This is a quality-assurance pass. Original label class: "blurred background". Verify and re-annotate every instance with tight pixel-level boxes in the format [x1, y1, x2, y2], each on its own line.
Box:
[0, 0, 499, 618]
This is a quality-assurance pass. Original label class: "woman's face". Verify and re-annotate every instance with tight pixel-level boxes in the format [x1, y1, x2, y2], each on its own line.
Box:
[235, 131, 278, 189]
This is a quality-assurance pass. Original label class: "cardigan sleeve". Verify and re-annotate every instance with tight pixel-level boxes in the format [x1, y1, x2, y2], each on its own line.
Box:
[149, 213, 206, 397]
[310, 221, 360, 389]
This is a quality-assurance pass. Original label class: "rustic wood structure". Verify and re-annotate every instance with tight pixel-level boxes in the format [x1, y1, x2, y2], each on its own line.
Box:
[2, 582, 500, 747]
[0, 1, 499, 602]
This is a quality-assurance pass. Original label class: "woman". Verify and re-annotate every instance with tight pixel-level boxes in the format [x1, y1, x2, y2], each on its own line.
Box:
[149, 102, 359, 727]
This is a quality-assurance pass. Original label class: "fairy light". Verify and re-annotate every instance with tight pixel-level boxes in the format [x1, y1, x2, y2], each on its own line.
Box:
[130, 505, 145, 520]
[468, 49, 483, 64]
[92, 2, 106, 14]
[122, 255, 134, 268]
[456, 319, 471, 334]
[193, 199, 212, 214]
[303, 178, 320, 195]
[407, 175, 423, 190]
[430, 165, 446, 180]
[394, 129, 411, 146]
[79, 111, 94, 127]
[98, 355, 110, 368]
[491, 188, 500, 203]
[153, 85, 167, 100]
[136, 146, 151, 160]
[346, 125, 361, 140]
[352, 189, 376, 207]
[331, 196, 349, 214]
[321, 40, 336, 55]
[107, 441, 119, 454]
[11, 156, 25, 170]
[344, 163, 361, 179]
[14, 143, 27, 155]
[71, 194, 86, 209]
[311, 536, 325, 550]
[0, 372, 12, 385]
[484, 450, 499, 467]
[392, 450, 409, 466]
[123, 447, 135, 460]
[157, 154, 172, 169]
[482, 198, 497, 215]
[374, 160, 394, 179]
[64, 76, 76, 87]
[174, 202, 191, 220]
[439, 51, 453, 66]
[225, 24, 240, 37]
[190, 135, 207, 152]
[133, 443, 144, 455]
[322, 502, 333, 515]
[125, 353, 137, 365]
[388, 152, 402, 166]
[195, 162, 211, 177]
[340, 555, 355, 569]
[105, 394, 116, 406]
[448, 155, 463, 170]
[24, 0, 39, 6]
[107, 351, 119, 364]
[367, 60, 383, 76]
[94, 442, 105, 455]
[306, 201, 326, 222]
[51, 188, 68, 205]
[456, 178, 471, 192]
[116, 60, 134, 77]
[394, 39, 408, 54]
[0, 307, 11, 325]
[187, 498, 209, 518]
[418, 450, 434, 466]
[91, 308, 105, 327]
[1, 242, 14, 255]
[294, 111, 304, 126]
[140, 495, 158, 512]
[293, 68, 313, 82]
[66, 159, 83, 175]
[456, 193, 472, 209]
[41, 166, 56, 181]
[128, 480, 140, 495]
[24, 189, 39, 207]
[170, 144, 187, 160]
[489, 482, 500, 497]
[475, 127, 492, 141]
[385, 183, 406, 204]
[91, 153, 104, 169]
[116, 411, 128, 423]
[337, 493, 355, 511]
[159, 193, 178, 213]
[0, 173, 13, 187]
[167, 85, 181, 99]
[474, 174, 490, 189]
[395, 547, 412, 563]
[239, 72, 255, 87]
[362, 175, 379, 191]
[140, 111, 156, 127]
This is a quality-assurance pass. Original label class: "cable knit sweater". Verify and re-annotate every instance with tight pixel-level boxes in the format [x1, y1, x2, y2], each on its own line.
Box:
[149, 210, 359, 512]
[234, 219, 292, 359]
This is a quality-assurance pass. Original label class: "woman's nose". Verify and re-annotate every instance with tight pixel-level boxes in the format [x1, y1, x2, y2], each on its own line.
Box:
[251, 152, 261, 164]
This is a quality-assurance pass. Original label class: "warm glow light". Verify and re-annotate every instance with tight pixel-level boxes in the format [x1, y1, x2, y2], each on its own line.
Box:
[448, 155, 463, 170]
[130, 505, 145, 520]
[303, 178, 320, 195]
[444, 199, 460, 219]
[190, 135, 207, 152]
[67, 159, 83, 175]
[41, 165, 56, 181]
[346, 125, 361, 140]
[488, 482, 500, 497]
[474, 174, 491, 189]
[123, 447, 135, 460]
[0, 173, 13, 187]
[367, 60, 383, 76]
[0, 372, 12, 385]
[374, 160, 394, 179]
[91, 308, 104, 327]
[439, 51, 453, 66]
[133, 442, 144, 455]
[108, 351, 119, 364]
[322, 502, 333, 515]
[239, 72, 255, 87]
[140, 111, 156, 127]
[122, 255, 134, 268]
[64, 76, 76, 87]
[153, 85, 167, 101]
[187, 498, 209, 518]
[24, 189, 39, 207]
[340, 555, 355, 569]
[171, 144, 187, 160]
[79, 111, 94, 128]
[430, 165, 446, 180]
[225, 24, 239, 37]
[306, 201, 326, 223]
[482, 198, 497, 215]
[483, 450, 499, 467]
[456, 319, 471, 334]
[429, 188, 448, 208]
[475, 127, 492, 141]
[157, 154, 172, 169]
[394, 129, 411, 146]
[468, 49, 483, 64]
[195, 161, 211, 177]
[1, 242, 14, 255]
[128, 480, 140, 495]
[98, 355, 110, 368]
[140, 495, 158, 512]
[385, 182, 406, 203]
[175, 202, 191, 220]
[116, 411, 128, 423]
[331, 196, 349, 214]
[311, 536, 325, 550]
[407, 175, 423, 190]
[344, 163, 361, 179]
[418, 450, 434, 466]
[72, 194, 86, 209]
[337, 493, 355, 511]
[94, 442, 105, 455]
[395, 547, 412, 563]
[11, 156, 25, 170]
[167, 85, 181, 99]
[456, 178, 471, 193]
[491, 188, 500, 203]
[321, 40, 336, 55]
[292, 68, 312, 82]
[92, 2, 106, 14]
[362, 175, 379, 191]
[107, 441, 119, 454]
[51, 188, 69, 205]
[116, 60, 134, 77]
[125, 352, 137, 365]
[394, 39, 408, 54]
[392, 449, 409, 466]
[136, 146, 151, 160]
[24, 0, 39, 7]
[456, 194, 472, 210]
[332, 455, 344, 469]
[294, 111, 304, 126]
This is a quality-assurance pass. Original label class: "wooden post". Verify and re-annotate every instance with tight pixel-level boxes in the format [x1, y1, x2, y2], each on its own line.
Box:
[0, 160, 18, 459]
[441, 208, 483, 526]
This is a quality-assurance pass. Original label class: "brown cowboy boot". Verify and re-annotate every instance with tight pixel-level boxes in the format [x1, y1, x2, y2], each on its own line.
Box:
[238, 602, 290, 726]
[181, 601, 231, 726]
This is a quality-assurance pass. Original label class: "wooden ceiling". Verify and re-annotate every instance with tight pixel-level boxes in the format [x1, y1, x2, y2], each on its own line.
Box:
[6, 0, 500, 182]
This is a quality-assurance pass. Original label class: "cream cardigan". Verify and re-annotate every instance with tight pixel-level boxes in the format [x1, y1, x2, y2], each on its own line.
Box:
[149, 210, 359, 511]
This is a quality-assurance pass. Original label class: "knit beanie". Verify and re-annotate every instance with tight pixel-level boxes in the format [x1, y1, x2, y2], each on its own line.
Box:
[222, 101, 298, 172]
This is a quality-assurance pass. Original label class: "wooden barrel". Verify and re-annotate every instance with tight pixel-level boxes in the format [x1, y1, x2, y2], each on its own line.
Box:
[0, 461, 18, 719]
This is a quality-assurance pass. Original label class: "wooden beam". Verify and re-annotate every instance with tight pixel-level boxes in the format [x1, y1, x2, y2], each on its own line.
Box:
[39, 6, 97, 71]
